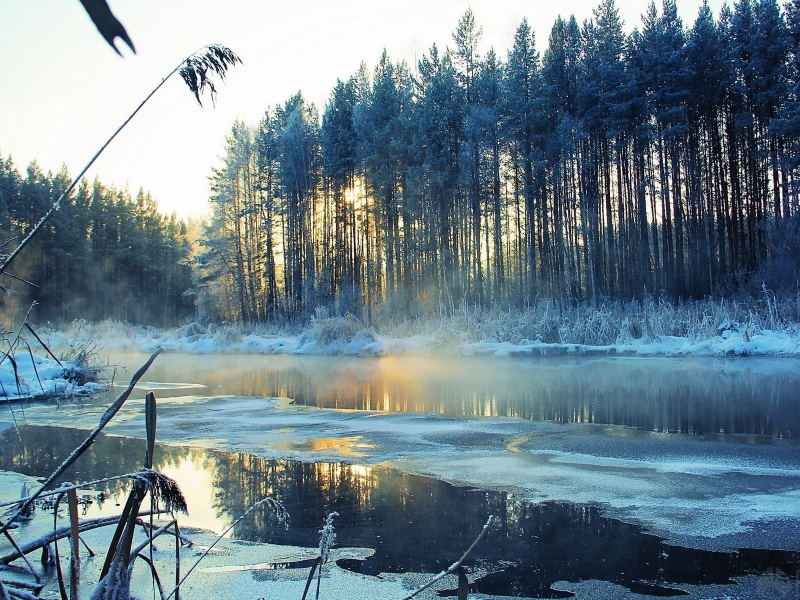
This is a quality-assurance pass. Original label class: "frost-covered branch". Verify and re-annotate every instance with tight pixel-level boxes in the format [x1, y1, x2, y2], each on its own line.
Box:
[318, 511, 338, 565]
[301, 512, 339, 600]
[165, 497, 288, 600]
[0, 513, 157, 565]
[0, 470, 166, 510]
[400, 515, 494, 600]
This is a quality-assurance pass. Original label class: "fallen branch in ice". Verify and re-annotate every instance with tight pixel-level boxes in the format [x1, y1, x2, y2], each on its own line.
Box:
[400, 515, 494, 600]
[3, 585, 38, 600]
[0, 513, 157, 565]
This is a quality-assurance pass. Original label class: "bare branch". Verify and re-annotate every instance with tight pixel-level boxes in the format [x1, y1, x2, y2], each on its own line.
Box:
[400, 515, 494, 600]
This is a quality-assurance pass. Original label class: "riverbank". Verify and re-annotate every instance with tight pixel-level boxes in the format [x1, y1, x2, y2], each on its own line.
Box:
[0, 352, 105, 402]
[40, 295, 800, 357]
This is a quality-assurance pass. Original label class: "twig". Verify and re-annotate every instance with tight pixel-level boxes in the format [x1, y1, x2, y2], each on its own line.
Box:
[21, 340, 46, 397]
[135, 520, 193, 548]
[128, 520, 178, 558]
[400, 515, 494, 600]
[6, 355, 22, 399]
[2, 383, 23, 441]
[68, 489, 81, 600]
[25, 323, 63, 367]
[7, 588, 39, 600]
[0, 582, 37, 593]
[300, 557, 321, 600]
[132, 554, 167, 600]
[0, 349, 162, 534]
[6, 588, 38, 600]
[1, 272, 42, 290]
[174, 520, 181, 600]
[165, 497, 287, 600]
[0, 470, 163, 509]
[0, 303, 37, 368]
[80, 535, 96, 558]
[53, 492, 68, 600]
[0, 521, 40, 581]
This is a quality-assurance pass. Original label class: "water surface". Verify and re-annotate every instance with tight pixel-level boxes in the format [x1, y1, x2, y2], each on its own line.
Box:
[112, 353, 800, 438]
[2, 425, 798, 598]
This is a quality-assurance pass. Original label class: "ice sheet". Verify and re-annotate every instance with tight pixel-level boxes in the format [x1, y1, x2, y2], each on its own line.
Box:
[14, 392, 800, 552]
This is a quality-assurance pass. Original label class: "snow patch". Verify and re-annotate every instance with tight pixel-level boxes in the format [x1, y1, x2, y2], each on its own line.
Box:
[0, 353, 101, 401]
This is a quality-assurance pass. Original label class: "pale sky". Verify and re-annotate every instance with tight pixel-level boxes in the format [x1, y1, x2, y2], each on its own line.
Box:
[0, 0, 722, 219]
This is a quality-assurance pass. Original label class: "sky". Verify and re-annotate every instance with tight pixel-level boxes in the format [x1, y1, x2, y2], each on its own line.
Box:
[0, 0, 723, 220]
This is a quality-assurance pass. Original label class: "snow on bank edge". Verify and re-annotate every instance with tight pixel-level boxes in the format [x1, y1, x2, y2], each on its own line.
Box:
[42, 319, 800, 358]
[0, 353, 104, 401]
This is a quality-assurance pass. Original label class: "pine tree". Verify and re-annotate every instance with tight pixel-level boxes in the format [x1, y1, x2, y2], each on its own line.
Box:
[504, 18, 543, 299]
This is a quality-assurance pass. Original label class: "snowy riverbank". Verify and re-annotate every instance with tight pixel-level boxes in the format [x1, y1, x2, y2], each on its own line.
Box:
[0, 352, 104, 402]
[38, 297, 800, 358]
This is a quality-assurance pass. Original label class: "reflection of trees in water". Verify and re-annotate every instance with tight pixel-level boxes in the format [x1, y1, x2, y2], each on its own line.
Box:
[126, 354, 800, 437]
[474, 498, 799, 595]
[0, 425, 188, 501]
[3, 425, 797, 596]
[209, 453, 377, 542]
[202, 448, 799, 594]
[197, 357, 799, 437]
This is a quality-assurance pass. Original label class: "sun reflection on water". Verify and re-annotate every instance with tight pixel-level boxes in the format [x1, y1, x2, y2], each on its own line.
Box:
[106, 352, 800, 438]
[158, 452, 231, 535]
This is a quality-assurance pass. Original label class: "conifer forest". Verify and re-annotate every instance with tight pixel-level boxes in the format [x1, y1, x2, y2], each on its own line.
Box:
[6, 0, 800, 326]
[0, 160, 194, 325]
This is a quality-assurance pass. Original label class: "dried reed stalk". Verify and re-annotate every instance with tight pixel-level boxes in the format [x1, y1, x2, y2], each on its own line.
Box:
[67, 489, 80, 600]
[0, 45, 240, 279]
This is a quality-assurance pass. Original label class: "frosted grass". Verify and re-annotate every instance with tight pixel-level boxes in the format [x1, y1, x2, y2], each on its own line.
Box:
[39, 295, 800, 357]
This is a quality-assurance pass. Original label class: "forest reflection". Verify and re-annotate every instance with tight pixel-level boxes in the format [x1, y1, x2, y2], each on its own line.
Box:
[126, 353, 800, 438]
[1, 425, 797, 597]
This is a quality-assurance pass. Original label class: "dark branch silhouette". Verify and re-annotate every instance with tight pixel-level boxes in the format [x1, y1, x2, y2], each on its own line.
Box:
[78, 0, 135, 55]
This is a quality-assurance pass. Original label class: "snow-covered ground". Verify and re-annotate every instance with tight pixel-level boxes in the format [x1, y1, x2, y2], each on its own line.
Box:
[0, 352, 104, 401]
[39, 308, 800, 357]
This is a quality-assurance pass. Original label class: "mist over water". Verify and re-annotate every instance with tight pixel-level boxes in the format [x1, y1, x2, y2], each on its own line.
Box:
[115, 353, 800, 438]
[5, 351, 800, 597]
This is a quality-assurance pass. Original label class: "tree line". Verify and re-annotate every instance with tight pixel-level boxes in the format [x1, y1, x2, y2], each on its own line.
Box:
[199, 0, 800, 324]
[0, 154, 194, 326]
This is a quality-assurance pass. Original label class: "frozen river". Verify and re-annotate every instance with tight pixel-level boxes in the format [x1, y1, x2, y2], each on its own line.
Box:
[4, 353, 800, 597]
